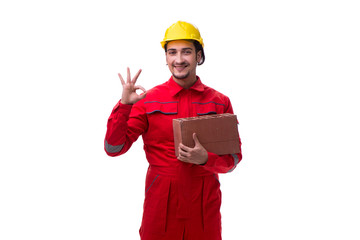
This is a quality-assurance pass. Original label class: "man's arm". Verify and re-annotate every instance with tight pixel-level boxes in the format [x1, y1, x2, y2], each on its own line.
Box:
[177, 97, 242, 173]
[104, 68, 147, 157]
[177, 132, 242, 173]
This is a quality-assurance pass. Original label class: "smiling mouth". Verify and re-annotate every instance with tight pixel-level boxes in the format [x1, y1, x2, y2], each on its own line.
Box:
[174, 65, 188, 71]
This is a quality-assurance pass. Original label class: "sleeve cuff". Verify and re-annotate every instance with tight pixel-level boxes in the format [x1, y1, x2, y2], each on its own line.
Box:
[112, 100, 133, 114]
[200, 152, 217, 167]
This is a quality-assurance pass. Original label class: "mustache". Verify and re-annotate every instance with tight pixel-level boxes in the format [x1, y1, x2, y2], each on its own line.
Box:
[173, 63, 188, 67]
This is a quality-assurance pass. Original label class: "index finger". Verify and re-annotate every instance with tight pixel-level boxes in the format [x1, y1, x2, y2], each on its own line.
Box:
[179, 143, 191, 152]
[132, 69, 142, 84]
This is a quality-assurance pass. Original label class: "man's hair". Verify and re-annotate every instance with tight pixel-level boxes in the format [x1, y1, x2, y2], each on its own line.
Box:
[164, 40, 205, 65]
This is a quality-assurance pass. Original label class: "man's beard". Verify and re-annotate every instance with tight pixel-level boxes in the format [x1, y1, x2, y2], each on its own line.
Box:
[172, 65, 190, 79]
[172, 72, 190, 80]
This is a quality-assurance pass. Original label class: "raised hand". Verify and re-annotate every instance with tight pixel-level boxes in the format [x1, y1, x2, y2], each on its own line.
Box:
[118, 67, 147, 105]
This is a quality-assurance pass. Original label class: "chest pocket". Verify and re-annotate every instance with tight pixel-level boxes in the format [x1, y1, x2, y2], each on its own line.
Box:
[193, 101, 225, 115]
[145, 101, 178, 115]
[144, 101, 178, 142]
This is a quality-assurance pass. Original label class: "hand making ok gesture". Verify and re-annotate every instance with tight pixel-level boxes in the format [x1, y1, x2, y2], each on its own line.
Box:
[118, 67, 147, 105]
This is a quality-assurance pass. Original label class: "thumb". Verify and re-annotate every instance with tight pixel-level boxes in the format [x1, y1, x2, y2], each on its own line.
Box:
[193, 133, 201, 146]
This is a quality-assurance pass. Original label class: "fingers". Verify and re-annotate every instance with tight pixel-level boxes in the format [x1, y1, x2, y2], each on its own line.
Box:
[132, 69, 142, 84]
[127, 67, 143, 84]
[177, 134, 207, 165]
[135, 85, 147, 100]
[193, 133, 200, 145]
[179, 143, 191, 153]
[127, 67, 131, 83]
[177, 150, 190, 163]
[118, 73, 125, 85]
[177, 156, 190, 163]
[118, 67, 142, 85]
[135, 85, 147, 93]
[178, 143, 193, 158]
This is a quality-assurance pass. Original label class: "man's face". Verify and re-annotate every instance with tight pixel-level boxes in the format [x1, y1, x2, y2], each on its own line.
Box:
[166, 40, 201, 81]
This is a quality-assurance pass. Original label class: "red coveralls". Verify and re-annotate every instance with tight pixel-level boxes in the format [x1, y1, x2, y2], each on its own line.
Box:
[105, 77, 242, 240]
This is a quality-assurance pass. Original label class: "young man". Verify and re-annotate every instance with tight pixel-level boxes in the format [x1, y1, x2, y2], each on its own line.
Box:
[105, 21, 242, 240]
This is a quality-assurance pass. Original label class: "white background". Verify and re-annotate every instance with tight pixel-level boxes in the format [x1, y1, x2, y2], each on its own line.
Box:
[1, 0, 359, 239]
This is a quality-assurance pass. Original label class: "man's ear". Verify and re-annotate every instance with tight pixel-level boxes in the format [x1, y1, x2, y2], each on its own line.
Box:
[196, 51, 202, 63]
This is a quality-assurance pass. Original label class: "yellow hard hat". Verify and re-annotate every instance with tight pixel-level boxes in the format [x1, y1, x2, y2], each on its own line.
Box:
[161, 21, 204, 49]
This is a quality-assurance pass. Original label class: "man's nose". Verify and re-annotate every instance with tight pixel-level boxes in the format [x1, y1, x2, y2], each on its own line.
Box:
[175, 52, 184, 64]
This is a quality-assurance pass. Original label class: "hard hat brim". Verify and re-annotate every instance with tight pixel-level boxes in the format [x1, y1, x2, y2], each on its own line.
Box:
[160, 38, 204, 49]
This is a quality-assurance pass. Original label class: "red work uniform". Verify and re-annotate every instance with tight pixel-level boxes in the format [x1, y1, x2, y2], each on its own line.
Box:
[105, 76, 242, 240]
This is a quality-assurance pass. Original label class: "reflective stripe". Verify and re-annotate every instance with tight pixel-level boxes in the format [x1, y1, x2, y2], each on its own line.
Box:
[146, 175, 159, 193]
[191, 101, 225, 106]
[227, 154, 239, 173]
[105, 140, 124, 153]
[146, 110, 177, 115]
[144, 101, 178, 114]
[144, 101, 178, 104]
[213, 174, 220, 185]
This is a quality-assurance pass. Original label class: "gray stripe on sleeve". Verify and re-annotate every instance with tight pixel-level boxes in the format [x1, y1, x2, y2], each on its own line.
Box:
[227, 154, 240, 173]
[105, 140, 124, 153]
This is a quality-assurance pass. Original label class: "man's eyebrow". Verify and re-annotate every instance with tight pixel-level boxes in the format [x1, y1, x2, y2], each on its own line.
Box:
[168, 47, 194, 51]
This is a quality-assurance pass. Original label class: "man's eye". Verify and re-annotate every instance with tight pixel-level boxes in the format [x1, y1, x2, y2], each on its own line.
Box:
[168, 51, 176, 55]
[184, 50, 192, 55]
